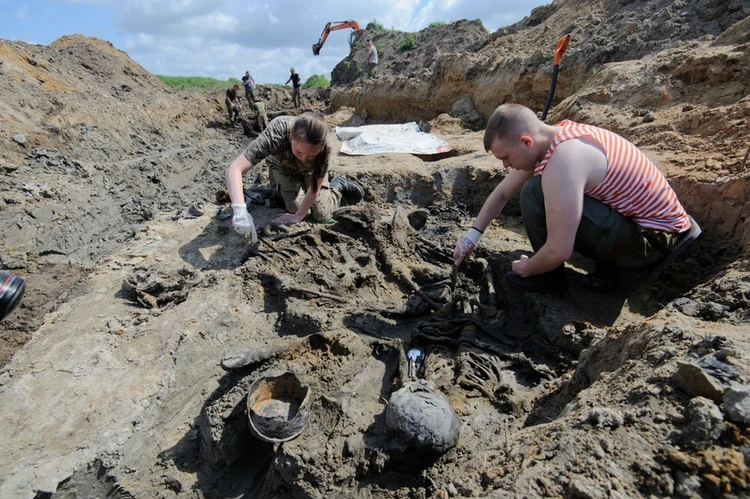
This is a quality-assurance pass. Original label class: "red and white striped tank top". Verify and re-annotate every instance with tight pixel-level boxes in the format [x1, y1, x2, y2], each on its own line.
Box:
[534, 120, 690, 233]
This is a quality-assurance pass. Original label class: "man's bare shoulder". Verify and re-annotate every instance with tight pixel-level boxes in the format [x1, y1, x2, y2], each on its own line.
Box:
[548, 136, 608, 185]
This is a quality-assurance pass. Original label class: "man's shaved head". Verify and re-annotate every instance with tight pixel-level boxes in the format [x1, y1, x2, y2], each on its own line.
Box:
[483, 104, 541, 151]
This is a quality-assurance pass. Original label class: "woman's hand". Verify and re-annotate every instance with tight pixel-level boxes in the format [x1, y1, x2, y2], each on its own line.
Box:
[273, 213, 303, 225]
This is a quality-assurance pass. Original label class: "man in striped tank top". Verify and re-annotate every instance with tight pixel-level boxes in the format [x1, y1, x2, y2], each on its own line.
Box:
[453, 103, 699, 296]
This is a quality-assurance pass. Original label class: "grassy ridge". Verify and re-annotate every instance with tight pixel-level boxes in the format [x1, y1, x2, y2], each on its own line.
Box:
[156, 75, 242, 90]
[302, 74, 330, 89]
[157, 75, 328, 90]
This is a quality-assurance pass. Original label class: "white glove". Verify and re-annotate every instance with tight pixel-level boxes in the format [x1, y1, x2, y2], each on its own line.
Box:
[453, 227, 482, 265]
[231, 204, 258, 243]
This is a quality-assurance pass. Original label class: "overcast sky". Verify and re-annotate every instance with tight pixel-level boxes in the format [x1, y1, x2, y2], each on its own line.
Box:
[1, 0, 550, 85]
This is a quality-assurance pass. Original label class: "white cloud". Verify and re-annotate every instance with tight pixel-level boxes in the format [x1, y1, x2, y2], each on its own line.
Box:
[409, 0, 541, 31]
[15, 5, 29, 20]
[188, 11, 238, 32]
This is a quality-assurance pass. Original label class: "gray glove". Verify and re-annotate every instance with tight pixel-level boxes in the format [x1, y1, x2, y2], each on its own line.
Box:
[231, 204, 258, 242]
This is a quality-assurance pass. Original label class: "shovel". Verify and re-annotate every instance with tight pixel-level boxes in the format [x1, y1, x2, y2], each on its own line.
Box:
[540, 33, 571, 122]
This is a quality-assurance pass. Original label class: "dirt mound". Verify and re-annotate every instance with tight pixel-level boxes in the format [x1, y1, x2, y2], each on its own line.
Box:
[330, 0, 750, 132]
[331, 19, 490, 86]
[1, 1, 750, 498]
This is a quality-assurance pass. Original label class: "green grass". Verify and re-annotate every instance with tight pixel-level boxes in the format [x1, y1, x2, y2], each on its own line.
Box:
[342, 60, 361, 73]
[302, 74, 330, 89]
[156, 75, 242, 90]
[367, 20, 391, 36]
[428, 21, 446, 27]
[156, 75, 291, 90]
[399, 34, 417, 51]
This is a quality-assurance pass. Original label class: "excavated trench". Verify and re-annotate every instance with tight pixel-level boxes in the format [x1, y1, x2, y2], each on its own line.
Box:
[4, 6, 750, 496]
[44, 159, 743, 497]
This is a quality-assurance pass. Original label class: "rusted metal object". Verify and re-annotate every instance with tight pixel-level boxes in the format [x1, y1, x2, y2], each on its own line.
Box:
[247, 372, 311, 443]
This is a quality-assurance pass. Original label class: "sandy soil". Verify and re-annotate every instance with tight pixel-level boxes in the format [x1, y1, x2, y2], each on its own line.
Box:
[1, 1, 749, 497]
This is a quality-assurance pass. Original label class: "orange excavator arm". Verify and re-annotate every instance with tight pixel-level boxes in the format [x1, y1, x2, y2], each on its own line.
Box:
[312, 20, 361, 56]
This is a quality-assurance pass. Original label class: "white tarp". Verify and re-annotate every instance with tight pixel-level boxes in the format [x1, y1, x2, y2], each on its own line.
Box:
[336, 122, 452, 156]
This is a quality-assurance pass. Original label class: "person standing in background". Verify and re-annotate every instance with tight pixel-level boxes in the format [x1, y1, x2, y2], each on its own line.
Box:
[285, 67, 301, 110]
[241, 71, 256, 107]
[367, 39, 379, 78]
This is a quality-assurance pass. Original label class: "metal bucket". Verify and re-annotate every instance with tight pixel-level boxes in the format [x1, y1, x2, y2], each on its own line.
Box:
[246, 372, 311, 443]
[0, 272, 25, 322]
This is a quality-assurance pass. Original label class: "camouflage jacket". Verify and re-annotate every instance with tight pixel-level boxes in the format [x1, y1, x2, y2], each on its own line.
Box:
[243, 116, 328, 180]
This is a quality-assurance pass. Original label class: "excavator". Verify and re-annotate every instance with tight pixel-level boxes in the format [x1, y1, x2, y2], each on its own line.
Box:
[312, 20, 361, 56]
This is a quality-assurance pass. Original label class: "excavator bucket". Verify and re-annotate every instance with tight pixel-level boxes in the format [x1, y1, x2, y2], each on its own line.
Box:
[312, 20, 360, 56]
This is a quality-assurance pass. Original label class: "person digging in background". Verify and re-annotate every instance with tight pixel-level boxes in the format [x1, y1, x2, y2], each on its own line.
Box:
[225, 84, 242, 126]
[284, 67, 302, 110]
[453, 103, 700, 296]
[225, 112, 364, 240]
[241, 70, 256, 107]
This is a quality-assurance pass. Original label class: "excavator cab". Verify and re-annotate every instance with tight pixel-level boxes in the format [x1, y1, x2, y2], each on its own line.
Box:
[312, 20, 361, 56]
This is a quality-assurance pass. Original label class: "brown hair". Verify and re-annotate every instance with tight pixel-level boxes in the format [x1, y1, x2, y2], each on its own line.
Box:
[291, 112, 330, 190]
[483, 103, 540, 151]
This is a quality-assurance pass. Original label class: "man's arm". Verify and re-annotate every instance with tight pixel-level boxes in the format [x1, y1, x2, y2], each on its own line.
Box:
[512, 141, 591, 277]
[474, 168, 533, 230]
[284, 77, 291, 85]
[453, 168, 532, 265]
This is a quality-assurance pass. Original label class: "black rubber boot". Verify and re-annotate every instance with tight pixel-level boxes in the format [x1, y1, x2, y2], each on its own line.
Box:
[330, 176, 364, 206]
[0, 272, 25, 321]
[504, 265, 569, 297]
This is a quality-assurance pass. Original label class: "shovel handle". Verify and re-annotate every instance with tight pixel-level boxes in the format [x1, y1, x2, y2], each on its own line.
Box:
[553, 34, 571, 66]
[541, 34, 571, 122]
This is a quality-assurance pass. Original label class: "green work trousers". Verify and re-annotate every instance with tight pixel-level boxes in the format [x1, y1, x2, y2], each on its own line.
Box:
[292, 87, 301, 109]
[269, 167, 341, 221]
[226, 101, 239, 123]
[520, 175, 679, 267]
[244, 88, 255, 107]
[256, 113, 268, 131]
